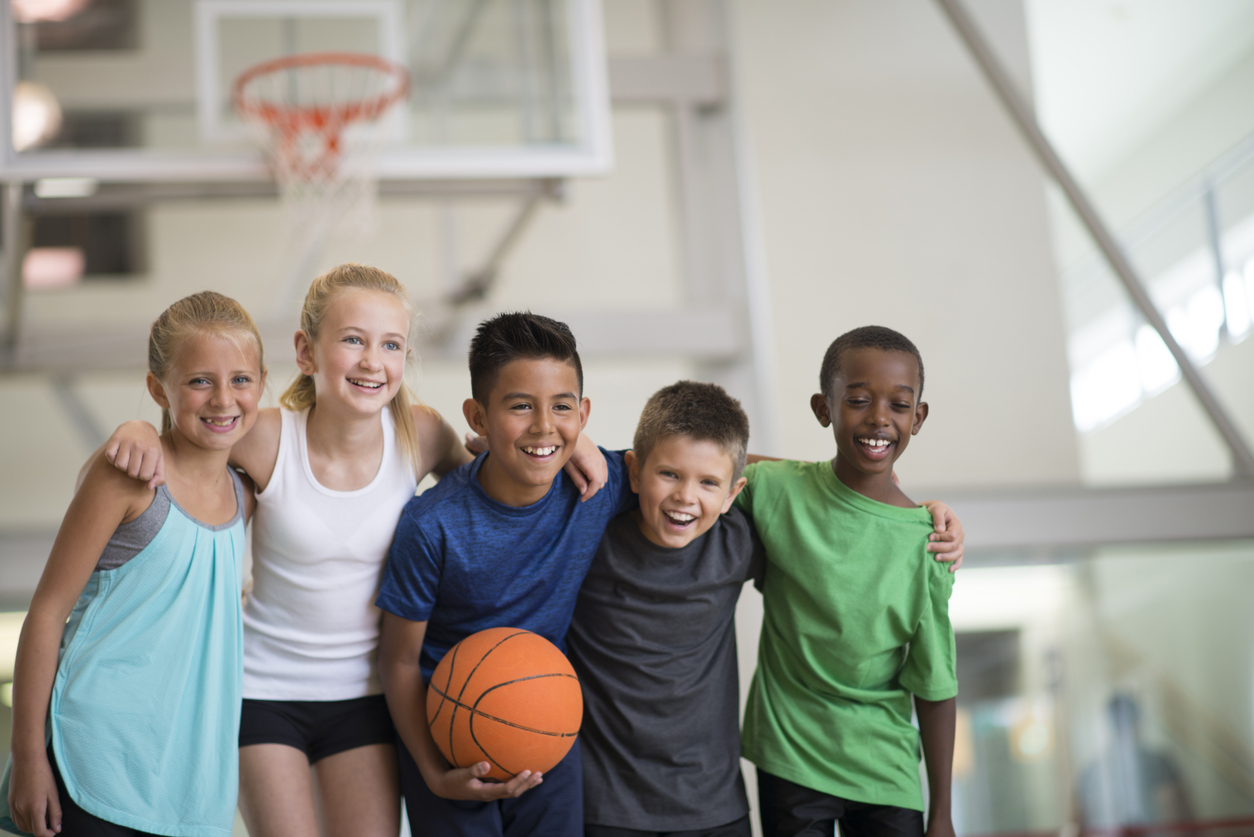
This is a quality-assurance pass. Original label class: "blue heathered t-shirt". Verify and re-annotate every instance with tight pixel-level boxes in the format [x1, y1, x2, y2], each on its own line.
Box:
[376, 448, 633, 680]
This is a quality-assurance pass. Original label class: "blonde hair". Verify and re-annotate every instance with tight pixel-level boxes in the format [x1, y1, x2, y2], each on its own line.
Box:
[280, 263, 423, 474]
[148, 291, 265, 433]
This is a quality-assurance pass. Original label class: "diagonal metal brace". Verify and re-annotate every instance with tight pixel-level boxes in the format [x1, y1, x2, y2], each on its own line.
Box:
[934, 0, 1254, 479]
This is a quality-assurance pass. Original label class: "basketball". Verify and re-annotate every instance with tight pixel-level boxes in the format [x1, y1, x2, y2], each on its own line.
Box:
[426, 627, 582, 782]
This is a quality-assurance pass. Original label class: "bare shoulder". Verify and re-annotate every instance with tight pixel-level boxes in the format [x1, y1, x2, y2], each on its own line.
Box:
[78, 449, 154, 523]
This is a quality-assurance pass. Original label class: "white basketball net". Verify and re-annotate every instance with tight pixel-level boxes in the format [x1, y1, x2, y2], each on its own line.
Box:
[233, 53, 409, 306]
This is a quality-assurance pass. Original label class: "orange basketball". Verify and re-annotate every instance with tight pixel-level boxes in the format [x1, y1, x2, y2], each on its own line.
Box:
[426, 627, 582, 782]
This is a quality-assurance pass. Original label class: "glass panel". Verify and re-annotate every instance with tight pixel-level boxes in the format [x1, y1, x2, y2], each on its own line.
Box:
[11, 0, 579, 156]
[952, 542, 1254, 836]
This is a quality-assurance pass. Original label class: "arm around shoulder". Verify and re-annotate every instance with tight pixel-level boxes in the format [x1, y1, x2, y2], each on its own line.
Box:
[411, 404, 473, 480]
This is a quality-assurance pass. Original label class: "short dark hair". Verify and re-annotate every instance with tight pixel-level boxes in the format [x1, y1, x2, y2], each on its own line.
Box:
[819, 325, 924, 400]
[469, 311, 583, 403]
[633, 381, 750, 480]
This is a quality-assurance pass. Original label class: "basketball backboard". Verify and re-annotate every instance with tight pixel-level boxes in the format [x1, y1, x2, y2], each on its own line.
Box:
[0, 0, 612, 183]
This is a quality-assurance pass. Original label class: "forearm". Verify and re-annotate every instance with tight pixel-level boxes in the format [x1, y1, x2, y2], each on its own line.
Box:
[915, 695, 956, 830]
[10, 612, 65, 760]
[381, 660, 447, 787]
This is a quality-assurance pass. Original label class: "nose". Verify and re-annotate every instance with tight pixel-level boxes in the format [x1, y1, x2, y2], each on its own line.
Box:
[870, 400, 892, 426]
[530, 408, 554, 434]
[674, 478, 696, 504]
[209, 380, 234, 408]
[360, 346, 382, 370]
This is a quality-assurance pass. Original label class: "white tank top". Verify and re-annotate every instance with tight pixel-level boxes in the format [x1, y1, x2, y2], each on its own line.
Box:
[243, 406, 418, 700]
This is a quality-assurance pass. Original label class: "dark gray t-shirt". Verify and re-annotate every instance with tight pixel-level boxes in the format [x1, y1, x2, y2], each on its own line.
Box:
[566, 507, 763, 831]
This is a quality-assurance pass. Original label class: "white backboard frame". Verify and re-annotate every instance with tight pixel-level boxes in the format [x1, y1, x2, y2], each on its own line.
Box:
[0, 0, 613, 183]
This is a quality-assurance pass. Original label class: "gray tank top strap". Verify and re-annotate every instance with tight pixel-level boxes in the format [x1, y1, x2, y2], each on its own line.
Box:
[95, 485, 172, 571]
[94, 468, 246, 571]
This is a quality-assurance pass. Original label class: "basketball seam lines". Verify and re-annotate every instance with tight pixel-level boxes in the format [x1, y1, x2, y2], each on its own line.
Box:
[448, 630, 534, 776]
[428, 673, 580, 737]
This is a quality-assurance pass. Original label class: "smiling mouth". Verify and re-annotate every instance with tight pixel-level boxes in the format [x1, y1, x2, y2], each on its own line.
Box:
[856, 437, 894, 458]
[348, 378, 384, 390]
[201, 416, 239, 431]
[522, 445, 558, 457]
[663, 510, 696, 527]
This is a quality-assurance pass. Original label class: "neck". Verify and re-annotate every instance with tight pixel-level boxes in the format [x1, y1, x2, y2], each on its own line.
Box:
[163, 432, 233, 483]
[305, 402, 385, 458]
[830, 454, 912, 507]
[476, 453, 552, 507]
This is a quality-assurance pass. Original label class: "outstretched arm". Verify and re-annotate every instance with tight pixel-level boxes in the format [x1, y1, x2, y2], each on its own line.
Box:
[378, 614, 543, 801]
[916, 695, 957, 837]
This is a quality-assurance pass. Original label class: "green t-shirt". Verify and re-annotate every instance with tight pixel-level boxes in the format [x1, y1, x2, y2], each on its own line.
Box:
[735, 460, 957, 810]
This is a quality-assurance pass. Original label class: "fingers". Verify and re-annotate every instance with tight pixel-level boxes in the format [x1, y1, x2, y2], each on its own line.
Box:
[147, 456, 167, 490]
[46, 791, 62, 836]
[497, 768, 542, 798]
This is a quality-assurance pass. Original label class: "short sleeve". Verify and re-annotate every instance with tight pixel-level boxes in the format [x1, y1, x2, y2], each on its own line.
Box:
[375, 505, 442, 623]
[897, 560, 958, 701]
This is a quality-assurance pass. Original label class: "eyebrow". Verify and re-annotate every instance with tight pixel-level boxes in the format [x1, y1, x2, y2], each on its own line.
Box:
[845, 381, 915, 394]
[337, 326, 406, 340]
[502, 391, 579, 400]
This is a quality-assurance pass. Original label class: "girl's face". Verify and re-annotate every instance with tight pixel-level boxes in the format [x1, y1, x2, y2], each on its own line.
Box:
[150, 330, 264, 451]
[297, 288, 410, 418]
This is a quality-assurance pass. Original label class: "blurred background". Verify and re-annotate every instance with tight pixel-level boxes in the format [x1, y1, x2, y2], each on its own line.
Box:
[1, 1, 1252, 835]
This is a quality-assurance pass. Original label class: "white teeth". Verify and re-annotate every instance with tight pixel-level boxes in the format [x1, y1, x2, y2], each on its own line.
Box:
[523, 445, 557, 456]
[859, 438, 890, 448]
[666, 511, 696, 523]
[350, 379, 383, 389]
[203, 417, 235, 426]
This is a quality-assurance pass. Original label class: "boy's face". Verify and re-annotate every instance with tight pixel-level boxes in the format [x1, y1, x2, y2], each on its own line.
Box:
[626, 435, 746, 549]
[811, 347, 928, 481]
[463, 356, 589, 506]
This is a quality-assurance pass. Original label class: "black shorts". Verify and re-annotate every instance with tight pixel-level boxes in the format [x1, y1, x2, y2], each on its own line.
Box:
[239, 694, 395, 764]
[48, 744, 162, 837]
[585, 816, 753, 837]
[756, 769, 923, 837]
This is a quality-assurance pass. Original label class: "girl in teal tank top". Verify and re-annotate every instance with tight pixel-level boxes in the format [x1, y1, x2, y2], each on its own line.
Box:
[2, 292, 266, 837]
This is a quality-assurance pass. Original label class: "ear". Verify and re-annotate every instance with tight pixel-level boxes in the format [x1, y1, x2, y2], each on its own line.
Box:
[294, 331, 316, 375]
[578, 396, 591, 431]
[721, 475, 748, 514]
[810, 393, 832, 428]
[624, 449, 641, 494]
[147, 371, 170, 411]
[911, 401, 929, 435]
[463, 398, 488, 438]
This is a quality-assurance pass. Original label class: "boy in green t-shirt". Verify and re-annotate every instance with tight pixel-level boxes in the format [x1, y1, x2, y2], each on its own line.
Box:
[736, 326, 957, 837]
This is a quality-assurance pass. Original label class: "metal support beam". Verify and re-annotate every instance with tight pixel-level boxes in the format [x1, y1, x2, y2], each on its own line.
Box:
[934, 0, 1254, 479]
[48, 376, 107, 451]
[943, 479, 1254, 553]
[2, 183, 24, 355]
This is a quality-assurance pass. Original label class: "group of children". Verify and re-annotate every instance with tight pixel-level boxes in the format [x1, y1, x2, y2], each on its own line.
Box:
[0, 264, 964, 837]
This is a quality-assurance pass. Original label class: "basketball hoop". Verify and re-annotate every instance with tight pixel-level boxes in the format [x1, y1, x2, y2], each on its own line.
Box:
[233, 52, 410, 308]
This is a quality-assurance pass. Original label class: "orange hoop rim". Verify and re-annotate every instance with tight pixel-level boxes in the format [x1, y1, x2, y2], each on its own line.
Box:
[232, 51, 411, 133]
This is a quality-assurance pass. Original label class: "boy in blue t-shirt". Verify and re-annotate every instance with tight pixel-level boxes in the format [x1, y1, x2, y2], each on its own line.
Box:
[377, 311, 634, 837]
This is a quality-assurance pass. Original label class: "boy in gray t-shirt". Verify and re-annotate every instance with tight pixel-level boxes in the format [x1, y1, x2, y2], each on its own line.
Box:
[566, 381, 761, 837]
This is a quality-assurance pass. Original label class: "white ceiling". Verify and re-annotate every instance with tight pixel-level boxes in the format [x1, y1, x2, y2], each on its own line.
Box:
[1025, 0, 1254, 182]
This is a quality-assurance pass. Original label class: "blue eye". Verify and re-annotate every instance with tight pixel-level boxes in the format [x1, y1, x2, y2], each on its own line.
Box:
[384, 341, 401, 351]
[344, 336, 362, 345]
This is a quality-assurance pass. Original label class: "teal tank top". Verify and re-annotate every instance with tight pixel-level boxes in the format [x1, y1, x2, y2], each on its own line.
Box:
[2, 471, 246, 837]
